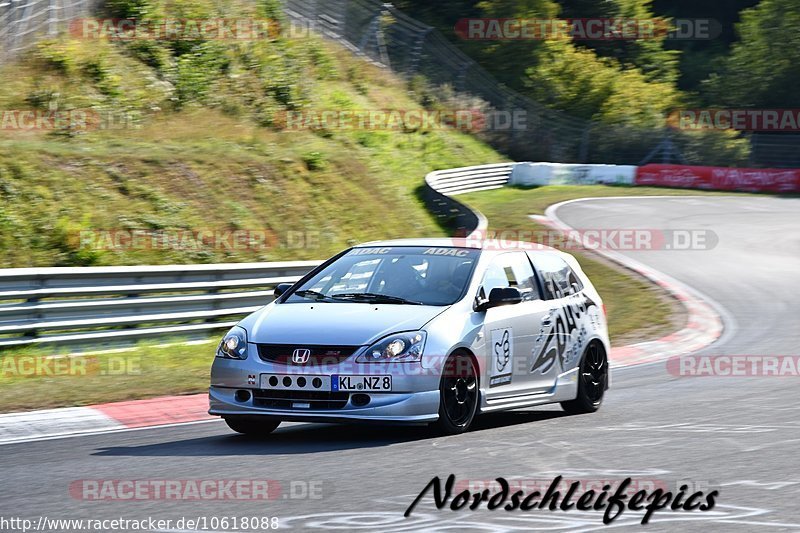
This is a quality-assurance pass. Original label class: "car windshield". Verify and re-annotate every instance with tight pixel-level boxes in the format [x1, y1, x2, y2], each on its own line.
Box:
[285, 246, 480, 306]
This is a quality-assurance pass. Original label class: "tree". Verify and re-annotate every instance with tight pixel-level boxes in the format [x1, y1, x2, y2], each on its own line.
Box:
[557, 0, 681, 85]
[702, 0, 800, 107]
[525, 39, 678, 126]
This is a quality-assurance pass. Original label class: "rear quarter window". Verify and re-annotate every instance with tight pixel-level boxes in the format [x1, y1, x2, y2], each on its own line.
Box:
[529, 253, 584, 300]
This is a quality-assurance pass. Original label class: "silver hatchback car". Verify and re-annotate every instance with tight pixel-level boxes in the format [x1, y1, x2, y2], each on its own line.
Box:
[209, 239, 610, 435]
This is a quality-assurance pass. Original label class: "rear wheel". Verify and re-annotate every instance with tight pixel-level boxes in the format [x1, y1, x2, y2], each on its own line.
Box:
[224, 416, 281, 436]
[432, 352, 479, 435]
[561, 342, 607, 415]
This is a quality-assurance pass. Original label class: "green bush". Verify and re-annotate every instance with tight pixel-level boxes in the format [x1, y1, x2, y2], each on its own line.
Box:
[302, 151, 328, 171]
[173, 43, 230, 106]
[105, 0, 154, 19]
[676, 130, 751, 167]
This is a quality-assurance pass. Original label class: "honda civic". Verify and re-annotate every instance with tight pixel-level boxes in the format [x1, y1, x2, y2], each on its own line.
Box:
[209, 239, 610, 435]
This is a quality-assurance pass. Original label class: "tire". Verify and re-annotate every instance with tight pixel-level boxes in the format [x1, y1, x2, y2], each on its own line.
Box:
[561, 341, 607, 415]
[224, 416, 281, 436]
[431, 351, 479, 435]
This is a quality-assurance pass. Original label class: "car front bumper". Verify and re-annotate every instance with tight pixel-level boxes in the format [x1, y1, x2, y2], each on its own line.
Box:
[209, 346, 442, 423]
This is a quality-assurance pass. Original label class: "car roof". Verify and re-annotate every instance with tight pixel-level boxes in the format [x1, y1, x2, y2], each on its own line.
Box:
[354, 237, 560, 254]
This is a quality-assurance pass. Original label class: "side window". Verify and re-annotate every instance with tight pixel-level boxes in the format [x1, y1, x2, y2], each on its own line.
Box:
[480, 252, 540, 301]
[508, 252, 540, 301]
[481, 260, 510, 297]
[530, 253, 583, 299]
[567, 267, 584, 294]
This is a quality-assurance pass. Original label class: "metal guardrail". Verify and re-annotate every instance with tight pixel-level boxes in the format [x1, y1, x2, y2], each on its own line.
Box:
[0, 261, 321, 347]
[422, 162, 514, 239]
[426, 163, 514, 196]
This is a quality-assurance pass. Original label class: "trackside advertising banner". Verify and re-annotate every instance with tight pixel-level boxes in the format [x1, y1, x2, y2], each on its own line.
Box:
[635, 164, 800, 193]
[510, 163, 637, 186]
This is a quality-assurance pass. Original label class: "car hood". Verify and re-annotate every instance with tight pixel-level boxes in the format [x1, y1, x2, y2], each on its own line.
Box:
[240, 302, 449, 346]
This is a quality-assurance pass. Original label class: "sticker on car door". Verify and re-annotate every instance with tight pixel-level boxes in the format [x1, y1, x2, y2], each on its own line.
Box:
[489, 327, 513, 387]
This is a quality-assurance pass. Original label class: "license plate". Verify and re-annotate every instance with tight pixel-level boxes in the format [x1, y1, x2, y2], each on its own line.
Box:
[331, 375, 392, 392]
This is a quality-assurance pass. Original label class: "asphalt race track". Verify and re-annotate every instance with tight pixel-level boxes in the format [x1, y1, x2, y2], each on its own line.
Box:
[1, 196, 798, 532]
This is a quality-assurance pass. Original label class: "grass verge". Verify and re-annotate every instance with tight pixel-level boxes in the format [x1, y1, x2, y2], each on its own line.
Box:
[0, 337, 218, 412]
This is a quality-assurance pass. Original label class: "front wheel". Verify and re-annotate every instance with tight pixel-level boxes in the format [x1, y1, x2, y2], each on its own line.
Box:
[561, 342, 607, 415]
[431, 352, 479, 435]
[224, 416, 281, 436]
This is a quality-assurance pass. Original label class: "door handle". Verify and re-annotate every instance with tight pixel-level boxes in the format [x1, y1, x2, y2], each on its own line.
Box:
[541, 315, 552, 326]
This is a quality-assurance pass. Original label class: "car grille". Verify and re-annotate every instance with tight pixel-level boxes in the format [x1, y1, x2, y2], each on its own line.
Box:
[252, 389, 349, 410]
[257, 344, 360, 365]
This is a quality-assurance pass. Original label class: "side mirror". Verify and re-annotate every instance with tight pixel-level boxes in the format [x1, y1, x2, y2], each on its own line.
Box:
[476, 287, 522, 311]
[273, 283, 293, 298]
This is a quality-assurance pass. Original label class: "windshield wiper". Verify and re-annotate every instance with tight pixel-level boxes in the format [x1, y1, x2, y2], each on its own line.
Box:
[293, 289, 339, 302]
[331, 292, 424, 305]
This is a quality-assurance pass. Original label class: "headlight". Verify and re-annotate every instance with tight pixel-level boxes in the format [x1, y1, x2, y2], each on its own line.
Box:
[216, 326, 248, 359]
[356, 331, 426, 362]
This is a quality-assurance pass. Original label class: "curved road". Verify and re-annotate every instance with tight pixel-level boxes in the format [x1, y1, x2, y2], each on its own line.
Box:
[1, 196, 798, 532]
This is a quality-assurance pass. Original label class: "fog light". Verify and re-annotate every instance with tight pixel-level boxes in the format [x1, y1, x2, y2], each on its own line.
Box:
[234, 390, 251, 403]
[351, 393, 370, 407]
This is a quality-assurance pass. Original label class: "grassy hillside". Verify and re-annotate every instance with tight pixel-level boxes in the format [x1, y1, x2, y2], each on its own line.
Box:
[0, 3, 504, 267]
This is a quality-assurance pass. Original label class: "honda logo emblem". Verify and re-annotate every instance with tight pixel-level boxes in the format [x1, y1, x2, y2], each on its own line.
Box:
[292, 348, 311, 364]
